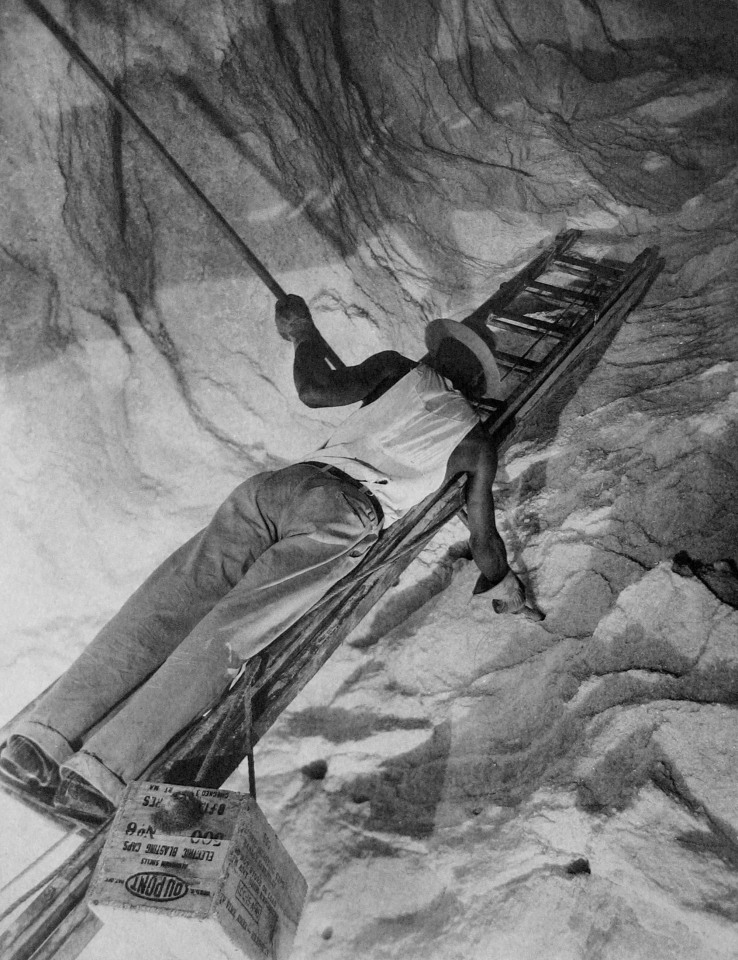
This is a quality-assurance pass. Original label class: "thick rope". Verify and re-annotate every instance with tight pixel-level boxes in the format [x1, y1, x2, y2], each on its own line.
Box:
[24, 0, 285, 296]
[24, 0, 348, 369]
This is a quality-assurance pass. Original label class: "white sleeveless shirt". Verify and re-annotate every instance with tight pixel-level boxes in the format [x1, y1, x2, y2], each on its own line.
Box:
[303, 363, 480, 525]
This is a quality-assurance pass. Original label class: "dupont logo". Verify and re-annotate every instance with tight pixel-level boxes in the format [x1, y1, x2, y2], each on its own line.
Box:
[125, 872, 188, 902]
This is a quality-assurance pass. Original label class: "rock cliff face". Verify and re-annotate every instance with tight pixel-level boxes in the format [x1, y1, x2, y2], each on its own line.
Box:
[1, 1, 738, 956]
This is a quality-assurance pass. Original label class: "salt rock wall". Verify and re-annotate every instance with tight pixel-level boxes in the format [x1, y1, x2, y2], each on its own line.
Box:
[1, 0, 738, 957]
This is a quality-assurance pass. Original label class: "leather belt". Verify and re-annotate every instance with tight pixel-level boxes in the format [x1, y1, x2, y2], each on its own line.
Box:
[304, 461, 384, 525]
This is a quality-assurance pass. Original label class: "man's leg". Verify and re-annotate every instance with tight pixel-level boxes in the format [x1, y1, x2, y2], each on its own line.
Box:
[5, 472, 279, 781]
[61, 466, 381, 804]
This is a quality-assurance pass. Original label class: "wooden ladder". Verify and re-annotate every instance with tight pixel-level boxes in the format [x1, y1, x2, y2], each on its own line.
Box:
[461, 230, 659, 430]
[0, 230, 662, 960]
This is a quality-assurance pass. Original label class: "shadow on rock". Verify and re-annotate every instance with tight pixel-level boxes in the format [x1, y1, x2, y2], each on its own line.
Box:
[673, 552, 738, 610]
[344, 721, 453, 839]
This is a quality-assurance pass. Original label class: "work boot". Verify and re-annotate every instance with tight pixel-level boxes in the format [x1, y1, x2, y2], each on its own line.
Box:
[0, 735, 60, 789]
[54, 770, 115, 822]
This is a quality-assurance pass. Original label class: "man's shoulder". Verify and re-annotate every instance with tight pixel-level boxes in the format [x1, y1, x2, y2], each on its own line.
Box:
[446, 423, 497, 477]
[361, 355, 417, 406]
[456, 421, 496, 453]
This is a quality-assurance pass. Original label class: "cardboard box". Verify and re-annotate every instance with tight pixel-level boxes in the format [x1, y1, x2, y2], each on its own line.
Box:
[87, 781, 307, 960]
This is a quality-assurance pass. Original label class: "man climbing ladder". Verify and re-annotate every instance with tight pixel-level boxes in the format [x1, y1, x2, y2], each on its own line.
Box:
[0, 294, 540, 821]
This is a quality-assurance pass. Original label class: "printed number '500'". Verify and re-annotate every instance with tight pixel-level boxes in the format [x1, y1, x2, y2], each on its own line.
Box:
[190, 829, 224, 846]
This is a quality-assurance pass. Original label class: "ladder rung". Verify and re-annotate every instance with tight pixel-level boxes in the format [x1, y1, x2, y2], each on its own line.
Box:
[472, 398, 506, 415]
[494, 350, 539, 372]
[527, 280, 600, 305]
[490, 310, 574, 339]
[554, 255, 624, 279]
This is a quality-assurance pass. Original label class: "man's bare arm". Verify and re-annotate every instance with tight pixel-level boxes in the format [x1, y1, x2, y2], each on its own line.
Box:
[447, 426, 544, 618]
[276, 295, 414, 407]
[447, 425, 509, 586]
[294, 339, 414, 408]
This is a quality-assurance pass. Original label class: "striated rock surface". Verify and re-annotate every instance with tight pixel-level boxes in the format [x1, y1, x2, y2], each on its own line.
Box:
[1, 0, 738, 956]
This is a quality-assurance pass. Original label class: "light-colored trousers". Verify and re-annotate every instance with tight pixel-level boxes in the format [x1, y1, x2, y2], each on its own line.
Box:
[11, 464, 381, 803]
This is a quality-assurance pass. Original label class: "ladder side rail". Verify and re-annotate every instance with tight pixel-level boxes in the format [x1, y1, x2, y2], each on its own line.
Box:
[0, 829, 106, 960]
[592, 248, 660, 321]
[26, 901, 100, 960]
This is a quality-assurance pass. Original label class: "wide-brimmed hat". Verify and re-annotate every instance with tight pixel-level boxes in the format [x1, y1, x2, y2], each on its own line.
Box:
[425, 318, 502, 399]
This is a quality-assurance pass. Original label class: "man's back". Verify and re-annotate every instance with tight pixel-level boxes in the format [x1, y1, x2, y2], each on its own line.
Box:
[303, 363, 481, 525]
